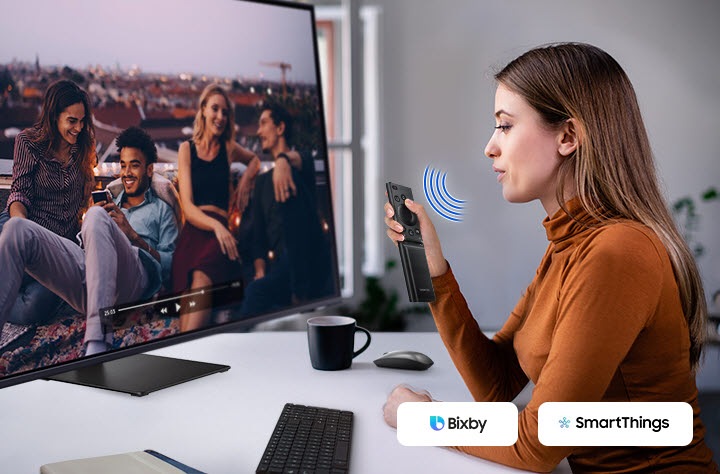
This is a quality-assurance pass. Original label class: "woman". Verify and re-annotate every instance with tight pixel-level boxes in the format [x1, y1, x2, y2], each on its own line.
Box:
[382, 44, 717, 472]
[0, 79, 96, 326]
[172, 83, 260, 332]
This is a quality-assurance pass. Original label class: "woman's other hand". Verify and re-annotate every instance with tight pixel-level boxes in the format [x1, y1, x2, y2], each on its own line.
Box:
[384, 198, 448, 277]
[382, 384, 433, 429]
[212, 221, 239, 261]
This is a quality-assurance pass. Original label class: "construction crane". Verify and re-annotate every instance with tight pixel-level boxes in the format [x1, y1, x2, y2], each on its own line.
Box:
[259, 61, 292, 99]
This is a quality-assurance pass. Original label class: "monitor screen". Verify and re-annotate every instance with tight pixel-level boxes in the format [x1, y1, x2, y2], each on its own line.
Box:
[0, 0, 340, 389]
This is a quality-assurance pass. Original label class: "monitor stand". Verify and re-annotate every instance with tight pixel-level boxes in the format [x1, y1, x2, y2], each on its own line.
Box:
[44, 354, 230, 397]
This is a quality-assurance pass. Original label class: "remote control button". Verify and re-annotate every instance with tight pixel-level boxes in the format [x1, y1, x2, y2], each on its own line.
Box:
[398, 204, 418, 227]
[394, 195, 400, 202]
[408, 229, 414, 236]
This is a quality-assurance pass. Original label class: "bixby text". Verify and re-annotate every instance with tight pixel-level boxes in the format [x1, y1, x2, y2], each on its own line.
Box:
[448, 416, 487, 433]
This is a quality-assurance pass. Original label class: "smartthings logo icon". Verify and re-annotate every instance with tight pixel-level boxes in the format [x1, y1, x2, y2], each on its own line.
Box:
[429, 416, 445, 431]
[559, 417, 572, 429]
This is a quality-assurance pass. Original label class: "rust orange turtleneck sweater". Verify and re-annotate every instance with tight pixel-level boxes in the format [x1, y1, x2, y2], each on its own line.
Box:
[430, 199, 718, 472]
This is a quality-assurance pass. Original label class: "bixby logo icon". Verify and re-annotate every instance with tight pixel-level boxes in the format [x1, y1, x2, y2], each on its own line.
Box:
[430, 415, 445, 431]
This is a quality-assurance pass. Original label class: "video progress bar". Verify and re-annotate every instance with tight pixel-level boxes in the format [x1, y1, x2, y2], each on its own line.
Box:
[100, 280, 243, 320]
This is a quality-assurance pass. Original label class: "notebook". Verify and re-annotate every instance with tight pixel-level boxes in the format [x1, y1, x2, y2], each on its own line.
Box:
[39, 450, 206, 474]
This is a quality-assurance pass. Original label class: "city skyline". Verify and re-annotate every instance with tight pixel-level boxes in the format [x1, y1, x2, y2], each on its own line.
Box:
[0, 0, 319, 84]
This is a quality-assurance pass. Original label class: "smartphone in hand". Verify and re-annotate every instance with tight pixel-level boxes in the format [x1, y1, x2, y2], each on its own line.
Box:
[91, 189, 111, 204]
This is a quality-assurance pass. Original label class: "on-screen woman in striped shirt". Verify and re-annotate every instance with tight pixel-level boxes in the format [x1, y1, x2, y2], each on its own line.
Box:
[4, 79, 96, 241]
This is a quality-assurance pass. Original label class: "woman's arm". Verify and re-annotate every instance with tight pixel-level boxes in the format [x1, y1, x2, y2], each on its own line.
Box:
[450, 227, 666, 472]
[383, 196, 528, 398]
[229, 143, 261, 213]
[384, 197, 529, 400]
[9, 201, 28, 219]
[229, 142, 261, 177]
[8, 133, 37, 218]
[431, 266, 530, 402]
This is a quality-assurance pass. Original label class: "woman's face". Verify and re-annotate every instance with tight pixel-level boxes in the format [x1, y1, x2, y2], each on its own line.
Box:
[56, 102, 86, 147]
[203, 93, 229, 138]
[484, 84, 565, 215]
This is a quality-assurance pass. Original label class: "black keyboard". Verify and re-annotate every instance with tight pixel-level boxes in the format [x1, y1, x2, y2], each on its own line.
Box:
[256, 403, 353, 474]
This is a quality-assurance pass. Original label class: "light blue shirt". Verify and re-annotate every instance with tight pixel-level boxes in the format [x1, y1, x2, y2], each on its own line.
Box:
[114, 187, 178, 297]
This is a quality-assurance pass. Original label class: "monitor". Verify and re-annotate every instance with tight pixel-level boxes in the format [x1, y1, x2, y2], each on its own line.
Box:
[0, 0, 340, 395]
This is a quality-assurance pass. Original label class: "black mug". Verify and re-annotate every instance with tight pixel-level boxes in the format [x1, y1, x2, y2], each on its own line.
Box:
[307, 316, 371, 370]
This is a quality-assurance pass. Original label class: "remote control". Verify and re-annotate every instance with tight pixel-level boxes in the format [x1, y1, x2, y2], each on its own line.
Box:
[386, 182, 436, 302]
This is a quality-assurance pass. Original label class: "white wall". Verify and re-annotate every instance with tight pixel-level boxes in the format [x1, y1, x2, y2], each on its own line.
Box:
[363, 0, 720, 330]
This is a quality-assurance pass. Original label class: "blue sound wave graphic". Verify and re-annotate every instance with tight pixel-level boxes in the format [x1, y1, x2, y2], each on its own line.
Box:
[423, 166, 466, 222]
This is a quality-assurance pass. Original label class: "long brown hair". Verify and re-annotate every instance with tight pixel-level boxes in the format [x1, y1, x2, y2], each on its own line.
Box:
[192, 83, 236, 149]
[496, 43, 707, 370]
[26, 79, 96, 215]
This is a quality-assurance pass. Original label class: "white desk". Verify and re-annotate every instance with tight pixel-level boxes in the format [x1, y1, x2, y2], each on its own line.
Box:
[0, 332, 533, 473]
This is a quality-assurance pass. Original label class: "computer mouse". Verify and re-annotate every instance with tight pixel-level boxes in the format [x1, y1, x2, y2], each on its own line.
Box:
[373, 350, 434, 371]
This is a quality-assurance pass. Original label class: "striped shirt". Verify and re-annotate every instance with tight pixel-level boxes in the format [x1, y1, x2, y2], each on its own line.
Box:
[6, 130, 86, 241]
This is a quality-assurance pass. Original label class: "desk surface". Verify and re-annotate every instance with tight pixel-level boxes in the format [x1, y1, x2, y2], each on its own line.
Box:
[0, 332, 532, 473]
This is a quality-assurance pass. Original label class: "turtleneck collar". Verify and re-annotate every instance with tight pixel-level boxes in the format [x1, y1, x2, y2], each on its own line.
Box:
[542, 197, 600, 251]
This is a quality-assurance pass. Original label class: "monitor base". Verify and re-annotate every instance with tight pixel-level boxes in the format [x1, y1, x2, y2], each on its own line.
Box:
[44, 353, 230, 397]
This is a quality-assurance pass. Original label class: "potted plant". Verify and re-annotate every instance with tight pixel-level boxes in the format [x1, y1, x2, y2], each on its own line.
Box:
[672, 186, 718, 257]
[673, 186, 719, 343]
